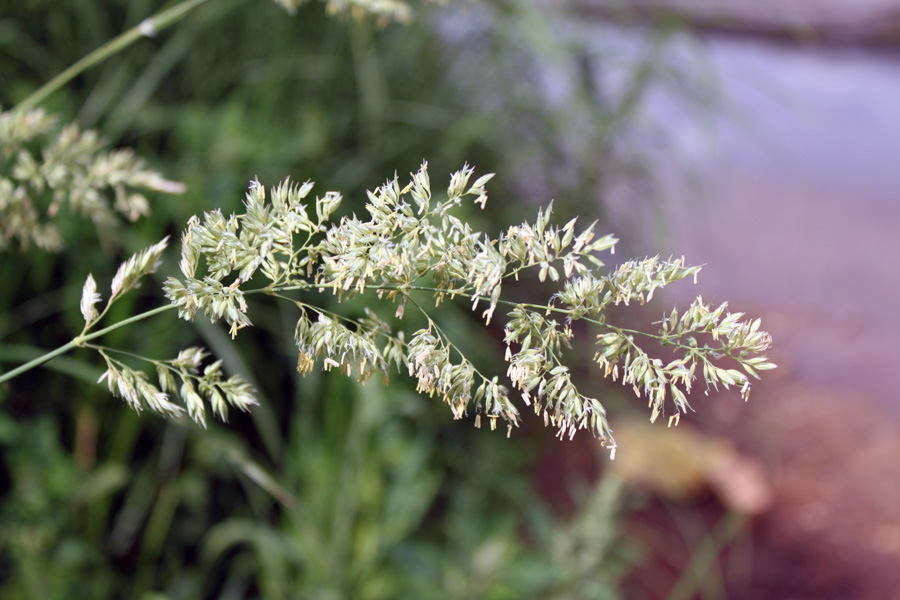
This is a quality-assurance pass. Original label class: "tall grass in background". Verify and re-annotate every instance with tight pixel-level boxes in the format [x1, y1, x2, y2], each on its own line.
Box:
[0, 1, 769, 598]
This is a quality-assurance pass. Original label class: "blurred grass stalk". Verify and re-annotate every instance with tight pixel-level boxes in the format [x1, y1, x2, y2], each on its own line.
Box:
[13, 0, 209, 112]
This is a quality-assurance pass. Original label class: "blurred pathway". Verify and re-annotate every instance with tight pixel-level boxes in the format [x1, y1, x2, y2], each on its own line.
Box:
[646, 32, 900, 598]
[577, 0, 900, 46]
[639, 31, 900, 409]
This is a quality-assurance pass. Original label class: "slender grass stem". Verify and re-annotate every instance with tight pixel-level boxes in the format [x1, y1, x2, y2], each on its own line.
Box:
[14, 0, 210, 112]
[0, 304, 174, 385]
[0, 343, 103, 384]
[666, 512, 747, 600]
[254, 281, 706, 353]
[405, 294, 494, 385]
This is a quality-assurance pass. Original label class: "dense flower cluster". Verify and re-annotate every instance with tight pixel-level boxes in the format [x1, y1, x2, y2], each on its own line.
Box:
[96, 345, 257, 428]
[157, 163, 774, 455]
[0, 107, 183, 251]
[272, 0, 414, 23]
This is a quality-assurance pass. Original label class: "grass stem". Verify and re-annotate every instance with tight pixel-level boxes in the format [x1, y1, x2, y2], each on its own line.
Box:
[15, 0, 210, 111]
[0, 304, 174, 385]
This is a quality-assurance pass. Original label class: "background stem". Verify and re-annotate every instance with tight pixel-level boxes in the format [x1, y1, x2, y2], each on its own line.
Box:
[14, 0, 210, 112]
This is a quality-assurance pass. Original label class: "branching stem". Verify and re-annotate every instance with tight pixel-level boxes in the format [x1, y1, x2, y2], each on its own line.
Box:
[0, 305, 174, 384]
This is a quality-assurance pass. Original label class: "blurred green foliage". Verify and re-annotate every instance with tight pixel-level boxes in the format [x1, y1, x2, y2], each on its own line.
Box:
[0, 0, 682, 596]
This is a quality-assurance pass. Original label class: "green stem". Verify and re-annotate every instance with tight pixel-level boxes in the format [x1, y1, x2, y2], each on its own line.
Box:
[666, 512, 747, 600]
[14, 0, 209, 112]
[0, 304, 174, 385]
[405, 294, 493, 385]
[259, 281, 738, 361]
[83, 342, 164, 369]
[0, 343, 103, 384]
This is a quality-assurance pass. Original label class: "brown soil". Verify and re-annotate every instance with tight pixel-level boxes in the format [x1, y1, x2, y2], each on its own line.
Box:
[724, 380, 900, 598]
[618, 341, 900, 599]
[621, 161, 900, 597]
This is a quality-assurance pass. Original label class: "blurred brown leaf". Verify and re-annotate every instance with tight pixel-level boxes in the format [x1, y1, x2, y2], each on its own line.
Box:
[609, 418, 773, 514]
